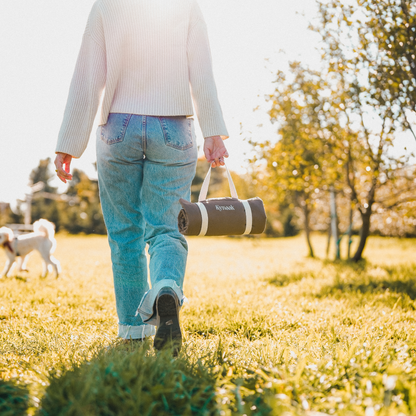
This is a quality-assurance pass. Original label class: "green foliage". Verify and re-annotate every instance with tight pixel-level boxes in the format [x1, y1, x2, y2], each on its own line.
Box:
[29, 158, 61, 230]
[262, 208, 299, 238]
[0, 203, 23, 227]
[282, 210, 298, 237]
[60, 169, 106, 235]
[24, 160, 107, 235]
[263, 62, 343, 201]
[354, 0, 416, 136]
[0, 379, 30, 416]
[38, 346, 217, 416]
[30, 158, 57, 195]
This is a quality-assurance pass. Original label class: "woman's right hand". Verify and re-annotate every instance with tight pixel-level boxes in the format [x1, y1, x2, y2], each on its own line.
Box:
[203, 136, 229, 168]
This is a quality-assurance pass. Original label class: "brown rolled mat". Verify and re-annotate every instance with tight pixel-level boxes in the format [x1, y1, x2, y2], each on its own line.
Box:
[178, 197, 267, 236]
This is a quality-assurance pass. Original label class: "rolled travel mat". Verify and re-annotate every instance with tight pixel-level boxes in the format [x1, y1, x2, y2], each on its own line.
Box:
[177, 164, 267, 236]
[178, 197, 266, 236]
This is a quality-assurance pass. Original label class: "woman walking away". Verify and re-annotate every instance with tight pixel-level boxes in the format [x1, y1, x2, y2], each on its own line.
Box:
[54, 0, 229, 355]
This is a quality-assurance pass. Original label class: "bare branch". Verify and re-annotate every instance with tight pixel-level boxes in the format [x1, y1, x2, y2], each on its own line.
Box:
[402, 104, 416, 141]
[356, 96, 377, 164]
[376, 184, 416, 203]
[378, 195, 416, 210]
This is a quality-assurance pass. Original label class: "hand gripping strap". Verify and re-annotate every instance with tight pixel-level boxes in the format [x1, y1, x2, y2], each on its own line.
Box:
[241, 200, 253, 235]
[198, 163, 238, 202]
[196, 202, 209, 236]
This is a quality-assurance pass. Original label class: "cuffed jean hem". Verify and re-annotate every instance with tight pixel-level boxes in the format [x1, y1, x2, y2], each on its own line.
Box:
[136, 279, 186, 326]
[118, 324, 156, 339]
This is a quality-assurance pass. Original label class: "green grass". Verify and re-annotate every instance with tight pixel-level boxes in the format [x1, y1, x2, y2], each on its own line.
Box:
[1, 234, 416, 415]
[0, 379, 30, 416]
[38, 346, 217, 416]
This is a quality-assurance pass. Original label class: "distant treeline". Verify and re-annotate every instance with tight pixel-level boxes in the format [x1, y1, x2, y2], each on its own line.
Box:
[2, 159, 106, 235]
[1, 155, 415, 247]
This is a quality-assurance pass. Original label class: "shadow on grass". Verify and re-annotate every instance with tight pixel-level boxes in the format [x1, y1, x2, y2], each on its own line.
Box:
[37, 341, 218, 416]
[320, 277, 416, 300]
[267, 258, 370, 289]
[267, 272, 314, 287]
[265, 260, 416, 309]
[322, 257, 368, 272]
[316, 264, 416, 309]
[8, 274, 29, 283]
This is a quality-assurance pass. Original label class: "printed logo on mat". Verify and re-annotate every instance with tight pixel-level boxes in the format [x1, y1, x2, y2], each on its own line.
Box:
[215, 205, 235, 211]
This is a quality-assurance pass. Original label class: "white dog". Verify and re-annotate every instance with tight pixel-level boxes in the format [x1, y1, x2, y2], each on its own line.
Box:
[0, 219, 61, 278]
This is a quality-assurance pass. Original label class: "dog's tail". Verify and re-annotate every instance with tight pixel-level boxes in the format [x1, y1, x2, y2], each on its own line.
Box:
[33, 219, 56, 239]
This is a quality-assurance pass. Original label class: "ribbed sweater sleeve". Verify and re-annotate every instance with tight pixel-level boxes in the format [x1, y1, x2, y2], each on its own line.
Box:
[56, 0, 229, 158]
[187, 1, 229, 140]
[56, 4, 106, 158]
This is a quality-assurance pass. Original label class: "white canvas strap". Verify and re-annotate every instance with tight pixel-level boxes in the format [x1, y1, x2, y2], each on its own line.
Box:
[198, 163, 238, 202]
[196, 202, 209, 236]
[196, 163, 254, 236]
[241, 200, 253, 235]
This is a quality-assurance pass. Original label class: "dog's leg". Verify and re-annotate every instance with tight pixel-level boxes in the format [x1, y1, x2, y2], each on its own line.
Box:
[36, 246, 50, 278]
[1, 258, 14, 278]
[50, 256, 61, 278]
[20, 255, 29, 272]
[1, 250, 16, 278]
[41, 261, 48, 278]
[16, 256, 24, 272]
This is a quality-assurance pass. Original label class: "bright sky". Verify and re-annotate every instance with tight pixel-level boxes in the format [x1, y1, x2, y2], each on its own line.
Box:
[0, 0, 414, 205]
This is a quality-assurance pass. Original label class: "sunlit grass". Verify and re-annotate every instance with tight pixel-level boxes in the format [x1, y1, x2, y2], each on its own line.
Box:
[1, 234, 416, 414]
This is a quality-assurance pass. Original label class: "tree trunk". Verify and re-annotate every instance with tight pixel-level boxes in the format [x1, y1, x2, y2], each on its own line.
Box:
[326, 224, 332, 258]
[303, 204, 315, 258]
[347, 203, 353, 260]
[330, 187, 340, 260]
[353, 210, 371, 262]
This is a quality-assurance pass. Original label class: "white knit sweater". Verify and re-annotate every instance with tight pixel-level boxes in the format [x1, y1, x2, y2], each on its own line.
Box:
[56, 0, 228, 158]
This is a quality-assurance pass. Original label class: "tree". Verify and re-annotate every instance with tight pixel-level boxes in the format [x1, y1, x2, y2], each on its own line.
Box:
[29, 158, 57, 194]
[313, 0, 416, 261]
[252, 63, 344, 257]
[61, 169, 106, 234]
[251, 0, 416, 260]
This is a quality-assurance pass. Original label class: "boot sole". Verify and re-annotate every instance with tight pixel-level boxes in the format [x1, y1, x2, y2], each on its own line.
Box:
[154, 292, 182, 355]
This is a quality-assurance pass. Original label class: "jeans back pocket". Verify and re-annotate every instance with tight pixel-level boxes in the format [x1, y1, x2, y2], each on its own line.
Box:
[101, 113, 132, 145]
[159, 116, 194, 150]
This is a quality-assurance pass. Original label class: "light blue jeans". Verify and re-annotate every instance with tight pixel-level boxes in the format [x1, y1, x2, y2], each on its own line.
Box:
[96, 114, 198, 339]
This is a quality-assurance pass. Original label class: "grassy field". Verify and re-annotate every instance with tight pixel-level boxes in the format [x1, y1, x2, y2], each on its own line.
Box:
[1, 234, 416, 415]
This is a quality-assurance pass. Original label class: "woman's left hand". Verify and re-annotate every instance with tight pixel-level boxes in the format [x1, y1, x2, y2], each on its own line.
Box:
[54, 152, 73, 183]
